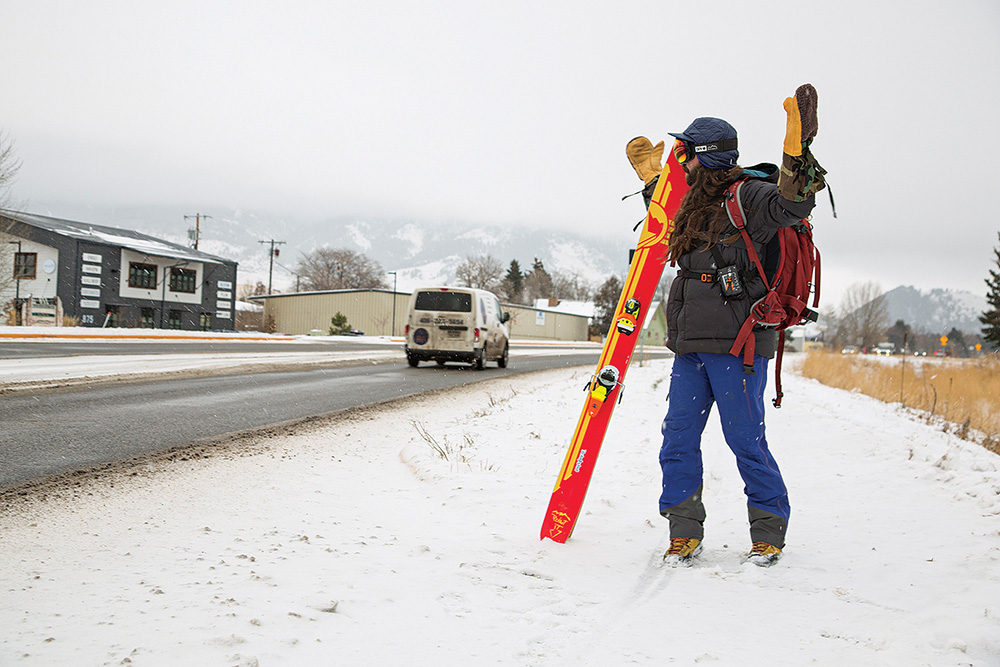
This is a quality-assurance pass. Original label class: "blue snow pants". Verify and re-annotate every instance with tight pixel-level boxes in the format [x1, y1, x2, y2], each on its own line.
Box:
[658, 352, 790, 546]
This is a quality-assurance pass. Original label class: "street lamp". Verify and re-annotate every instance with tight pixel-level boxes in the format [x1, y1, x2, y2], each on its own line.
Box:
[388, 271, 397, 337]
[7, 240, 21, 325]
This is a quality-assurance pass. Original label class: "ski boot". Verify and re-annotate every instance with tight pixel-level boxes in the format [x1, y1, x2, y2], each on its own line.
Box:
[662, 537, 702, 568]
[746, 542, 782, 567]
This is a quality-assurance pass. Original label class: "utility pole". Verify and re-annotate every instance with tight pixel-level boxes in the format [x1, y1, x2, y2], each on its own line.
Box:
[7, 240, 21, 325]
[388, 271, 397, 337]
[184, 213, 212, 250]
[259, 239, 286, 294]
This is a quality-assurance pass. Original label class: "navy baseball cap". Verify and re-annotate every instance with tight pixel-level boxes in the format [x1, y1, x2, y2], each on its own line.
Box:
[668, 117, 739, 169]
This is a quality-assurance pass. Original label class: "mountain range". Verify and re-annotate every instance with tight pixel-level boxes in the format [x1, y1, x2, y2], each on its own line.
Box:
[28, 201, 635, 295]
[882, 285, 987, 336]
[20, 202, 992, 336]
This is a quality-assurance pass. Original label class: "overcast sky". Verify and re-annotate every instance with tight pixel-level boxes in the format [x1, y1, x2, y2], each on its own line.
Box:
[5, 0, 1000, 306]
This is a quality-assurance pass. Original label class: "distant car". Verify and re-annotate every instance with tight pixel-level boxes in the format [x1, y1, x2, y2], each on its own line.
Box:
[841, 345, 858, 354]
[344, 328, 364, 336]
[914, 349, 928, 357]
[873, 343, 895, 356]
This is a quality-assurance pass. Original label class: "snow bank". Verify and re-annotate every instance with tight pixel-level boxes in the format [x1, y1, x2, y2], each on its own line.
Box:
[1, 361, 998, 665]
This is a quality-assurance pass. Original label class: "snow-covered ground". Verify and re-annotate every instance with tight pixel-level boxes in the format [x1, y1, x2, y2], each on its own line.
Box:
[1, 353, 999, 665]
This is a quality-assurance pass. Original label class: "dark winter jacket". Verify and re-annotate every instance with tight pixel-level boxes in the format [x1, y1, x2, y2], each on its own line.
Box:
[666, 165, 815, 358]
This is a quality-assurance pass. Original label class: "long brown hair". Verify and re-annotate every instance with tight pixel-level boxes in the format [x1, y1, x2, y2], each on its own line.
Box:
[667, 164, 743, 261]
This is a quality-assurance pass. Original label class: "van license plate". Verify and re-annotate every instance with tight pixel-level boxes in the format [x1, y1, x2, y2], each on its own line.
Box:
[446, 330, 461, 339]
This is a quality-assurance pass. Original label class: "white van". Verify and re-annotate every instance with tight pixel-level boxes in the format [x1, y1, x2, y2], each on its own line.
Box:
[404, 286, 510, 369]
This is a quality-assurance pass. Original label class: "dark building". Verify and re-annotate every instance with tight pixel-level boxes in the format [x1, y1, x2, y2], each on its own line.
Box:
[2, 210, 238, 330]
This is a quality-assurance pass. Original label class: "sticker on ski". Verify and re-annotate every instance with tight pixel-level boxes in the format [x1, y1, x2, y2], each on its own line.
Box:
[615, 298, 642, 335]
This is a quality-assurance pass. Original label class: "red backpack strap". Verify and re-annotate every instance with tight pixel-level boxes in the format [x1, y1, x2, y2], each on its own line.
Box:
[723, 180, 769, 286]
[812, 244, 821, 308]
[724, 179, 766, 374]
[773, 335, 786, 408]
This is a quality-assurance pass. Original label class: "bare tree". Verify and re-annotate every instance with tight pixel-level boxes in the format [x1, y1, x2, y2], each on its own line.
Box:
[455, 254, 503, 291]
[237, 281, 269, 300]
[523, 257, 554, 304]
[0, 129, 20, 212]
[1, 130, 23, 304]
[296, 247, 388, 291]
[552, 271, 593, 301]
[837, 281, 889, 350]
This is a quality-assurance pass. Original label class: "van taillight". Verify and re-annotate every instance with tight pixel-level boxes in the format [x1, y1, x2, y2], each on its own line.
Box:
[474, 327, 480, 341]
[405, 324, 410, 335]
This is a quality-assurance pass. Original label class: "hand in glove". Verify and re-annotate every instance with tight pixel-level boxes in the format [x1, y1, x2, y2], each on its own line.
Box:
[778, 83, 827, 202]
[626, 137, 664, 185]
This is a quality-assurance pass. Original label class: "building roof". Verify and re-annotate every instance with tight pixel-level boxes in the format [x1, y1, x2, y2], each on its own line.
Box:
[1, 209, 232, 266]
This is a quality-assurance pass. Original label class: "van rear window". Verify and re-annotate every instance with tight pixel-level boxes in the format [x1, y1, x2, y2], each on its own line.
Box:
[415, 291, 472, 312]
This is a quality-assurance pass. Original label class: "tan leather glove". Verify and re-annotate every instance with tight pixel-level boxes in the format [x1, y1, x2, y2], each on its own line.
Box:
[626, 136, 664, 185]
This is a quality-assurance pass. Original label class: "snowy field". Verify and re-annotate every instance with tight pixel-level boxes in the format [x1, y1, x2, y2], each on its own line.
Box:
[1, 356, 999, 665]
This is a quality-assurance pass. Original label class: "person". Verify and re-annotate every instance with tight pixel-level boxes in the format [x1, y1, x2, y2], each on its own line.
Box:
[645, 87, 823, 568]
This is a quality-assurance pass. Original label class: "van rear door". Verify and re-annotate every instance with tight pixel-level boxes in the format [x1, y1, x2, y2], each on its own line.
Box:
[413, 289, 473, 351]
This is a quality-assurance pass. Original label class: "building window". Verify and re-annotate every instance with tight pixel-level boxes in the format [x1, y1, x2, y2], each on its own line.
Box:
[14, 253, 37, 279]
[199, 313, 212, 331]
[140, 307, 156, 328]
[105, 305, 120, 328]
[129, 263, 158, 289]
[169, 267, 197, 293]
[168, 310, 183, 329]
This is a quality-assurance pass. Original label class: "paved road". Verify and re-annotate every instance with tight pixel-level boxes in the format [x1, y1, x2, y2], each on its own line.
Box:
[0, 352, 618, 491]
[0, 340, 393, 359]
[0, 339, 603, 359]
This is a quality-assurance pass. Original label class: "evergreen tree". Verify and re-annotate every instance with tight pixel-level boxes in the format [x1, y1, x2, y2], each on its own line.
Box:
[591, 275, 623, 339]
[945, 327, 968, 357]
[329, 311, 352, 335]
[886, 319, 912, 353]
[499, 259, 525, 304]
[980, 232, 1000, 349]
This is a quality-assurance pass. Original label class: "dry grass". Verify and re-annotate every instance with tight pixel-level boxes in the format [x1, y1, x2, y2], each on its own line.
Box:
[409, 420, 499, 471]
[800, 352, 1000, 455]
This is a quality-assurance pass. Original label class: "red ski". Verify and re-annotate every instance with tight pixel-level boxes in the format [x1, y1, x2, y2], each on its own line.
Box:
[540, 146, 688, 543]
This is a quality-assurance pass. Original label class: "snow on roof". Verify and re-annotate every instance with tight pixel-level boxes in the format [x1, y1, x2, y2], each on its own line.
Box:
[532, 298, 595, 318]
[1, 209, 232, 265]
[642, 300, 661, 330]
[235, 300, 263, 312]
